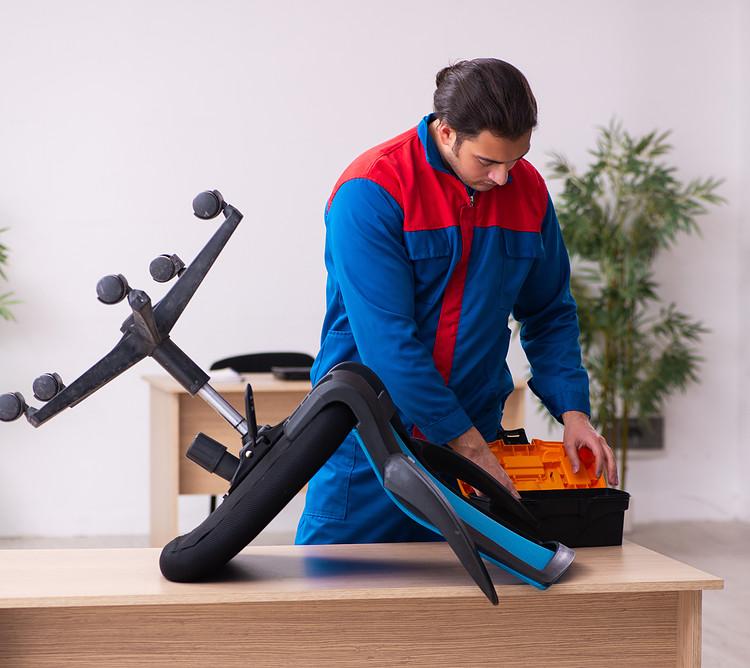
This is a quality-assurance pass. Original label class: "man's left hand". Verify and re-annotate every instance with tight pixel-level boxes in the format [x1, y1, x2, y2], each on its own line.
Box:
[561, 411, 619, 487]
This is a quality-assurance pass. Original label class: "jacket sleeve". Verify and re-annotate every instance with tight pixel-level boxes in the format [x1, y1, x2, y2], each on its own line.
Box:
[513, 195, 591, 420]
[325, 178, 474, 444]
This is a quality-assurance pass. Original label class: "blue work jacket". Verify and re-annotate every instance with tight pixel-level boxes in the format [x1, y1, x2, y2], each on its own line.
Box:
[296, 115, 589, 544]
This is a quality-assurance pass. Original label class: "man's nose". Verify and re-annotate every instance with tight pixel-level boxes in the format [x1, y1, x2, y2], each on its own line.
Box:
[487, 165, 509, 185]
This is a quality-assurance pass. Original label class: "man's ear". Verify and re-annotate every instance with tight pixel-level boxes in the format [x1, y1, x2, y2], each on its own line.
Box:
[435, 121, 456, 148]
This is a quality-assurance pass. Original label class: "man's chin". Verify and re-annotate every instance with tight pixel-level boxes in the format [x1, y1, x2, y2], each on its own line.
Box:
[473, 182, 498, 192]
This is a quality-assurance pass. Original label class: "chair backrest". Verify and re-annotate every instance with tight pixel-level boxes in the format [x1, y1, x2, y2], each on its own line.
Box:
[159, 362, 575, 605]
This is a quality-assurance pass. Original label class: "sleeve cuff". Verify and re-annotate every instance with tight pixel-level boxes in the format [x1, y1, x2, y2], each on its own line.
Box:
[418, 406, 474, 446]
[528, 380, 591, 423]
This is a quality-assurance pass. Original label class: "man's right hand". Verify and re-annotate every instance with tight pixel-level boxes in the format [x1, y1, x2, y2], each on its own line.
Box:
[447, 426, 520, 499]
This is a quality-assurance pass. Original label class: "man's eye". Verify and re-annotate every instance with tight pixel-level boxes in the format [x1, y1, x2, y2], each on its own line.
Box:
[478, 159, 492, 167]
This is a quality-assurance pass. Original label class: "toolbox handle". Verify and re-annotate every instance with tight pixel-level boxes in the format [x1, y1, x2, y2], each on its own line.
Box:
[495, 428, 530, 445]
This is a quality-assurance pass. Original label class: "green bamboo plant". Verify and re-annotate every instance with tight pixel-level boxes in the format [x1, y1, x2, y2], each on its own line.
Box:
[548, 121, 724, 490]
[0, 228, 18, 322]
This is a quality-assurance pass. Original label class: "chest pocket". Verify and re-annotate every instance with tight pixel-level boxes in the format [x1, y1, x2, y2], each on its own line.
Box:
[404, 229, 459, 305]
[498, 229, 545, 311]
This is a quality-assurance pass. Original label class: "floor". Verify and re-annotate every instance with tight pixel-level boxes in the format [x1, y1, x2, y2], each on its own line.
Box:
[628, 520, 750, 668]
[2, 520, 748, 666]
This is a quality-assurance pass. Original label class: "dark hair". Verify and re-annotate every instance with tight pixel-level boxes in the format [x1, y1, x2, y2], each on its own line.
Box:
[433, 58, 538, 144]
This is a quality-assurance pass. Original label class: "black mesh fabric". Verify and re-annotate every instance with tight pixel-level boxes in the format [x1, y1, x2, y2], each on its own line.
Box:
[159, 403, 355, 582]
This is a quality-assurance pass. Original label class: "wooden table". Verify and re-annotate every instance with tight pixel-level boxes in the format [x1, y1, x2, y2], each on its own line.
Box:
[0, 541, 722, 666]
[145, 374, 526, 547]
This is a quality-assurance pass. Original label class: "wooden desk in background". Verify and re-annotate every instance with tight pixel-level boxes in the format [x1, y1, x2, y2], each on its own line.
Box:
[146, 373, 311, 547]
[0, 541, 723, 666]
[145, 373, 526, 547]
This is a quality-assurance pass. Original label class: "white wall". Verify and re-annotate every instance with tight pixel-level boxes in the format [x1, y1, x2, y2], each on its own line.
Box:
[739, 0, 750, 521]
[0, 0, 746, 536]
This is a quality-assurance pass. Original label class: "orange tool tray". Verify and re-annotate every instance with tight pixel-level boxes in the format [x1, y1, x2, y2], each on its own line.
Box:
[458, 437, 606, 496]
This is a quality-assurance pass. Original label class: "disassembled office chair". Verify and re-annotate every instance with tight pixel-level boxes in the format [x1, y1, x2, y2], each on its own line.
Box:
[0, 191, 574, 604]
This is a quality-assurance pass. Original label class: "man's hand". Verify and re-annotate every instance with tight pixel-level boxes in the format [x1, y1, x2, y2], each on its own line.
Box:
[447, 426, 521, 499]
[561, 411, 619, 487]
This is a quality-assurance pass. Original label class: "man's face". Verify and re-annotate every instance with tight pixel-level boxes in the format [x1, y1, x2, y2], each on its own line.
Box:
[439, 127, 532, 192]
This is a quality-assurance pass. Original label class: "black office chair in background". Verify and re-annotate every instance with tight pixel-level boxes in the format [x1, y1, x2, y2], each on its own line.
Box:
[210, 351, 314, 378]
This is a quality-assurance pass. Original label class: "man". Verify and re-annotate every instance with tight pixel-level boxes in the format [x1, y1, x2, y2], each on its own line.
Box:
[296, 58, 618, 545]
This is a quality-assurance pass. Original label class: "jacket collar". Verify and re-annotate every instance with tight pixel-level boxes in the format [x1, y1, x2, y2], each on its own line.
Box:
[418, 114, 451, 175]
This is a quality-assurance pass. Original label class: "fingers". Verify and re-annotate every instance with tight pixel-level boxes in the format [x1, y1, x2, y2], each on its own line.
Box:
[473, 458, 520, 499]
[592, 436, 605, 479]
[449, 427, 521, 499]
[600, 436, 619, 487]
[496, 469, 521, 500]
[563, 422, 620, 487]
[488, 455, 521, 499]
[562, 411, 620, 486]
[563, 439, 582, 475]
[588, 432, 619, 487]
[586, 435, 619, 487]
